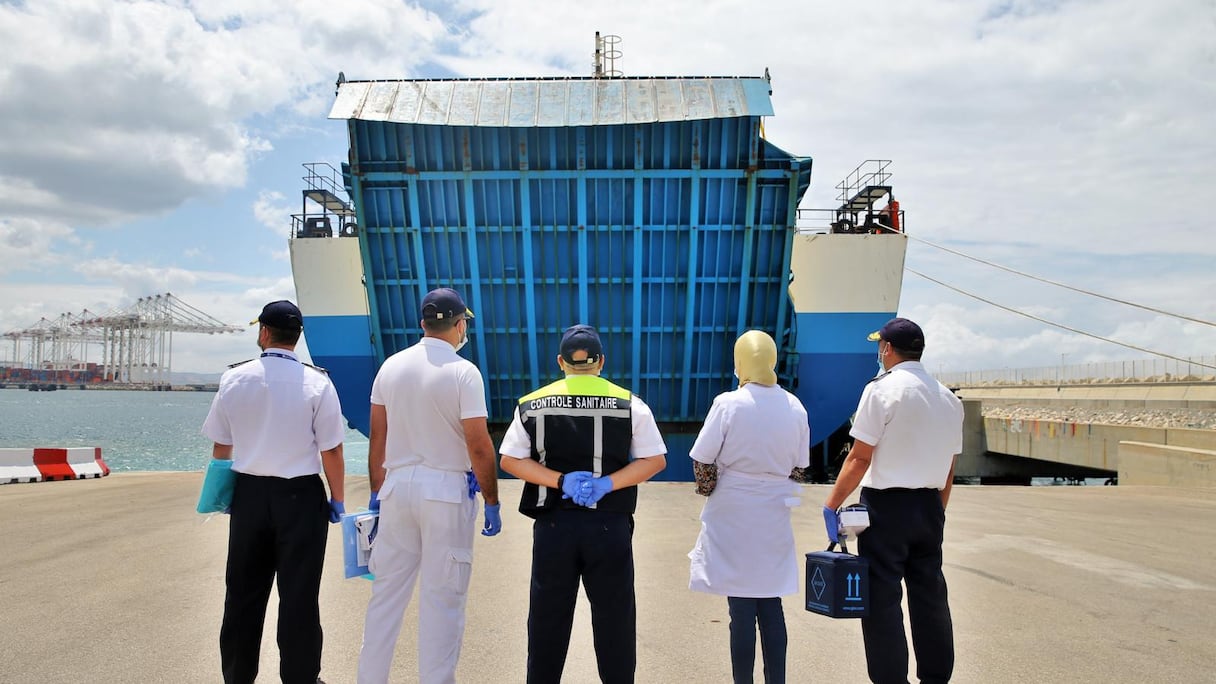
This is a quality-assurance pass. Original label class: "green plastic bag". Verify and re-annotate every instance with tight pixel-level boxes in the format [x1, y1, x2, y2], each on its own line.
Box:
[196, 459, 237, 514]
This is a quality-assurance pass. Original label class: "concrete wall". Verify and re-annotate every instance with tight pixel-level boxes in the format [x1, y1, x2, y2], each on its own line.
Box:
[953, 383, 1216, 485]
[956, 383, 1216, 410]
[960, 399, 985, 464]
[1119, 442, 1216, 487]
[958, 399, 1049, 479]
[979, 418, 1214, 474]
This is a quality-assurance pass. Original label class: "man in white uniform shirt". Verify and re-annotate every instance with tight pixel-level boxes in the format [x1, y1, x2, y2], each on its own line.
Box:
[357, 287, 501, 684]
[824, 317, 963, 684]
[201, 299, 346, 684]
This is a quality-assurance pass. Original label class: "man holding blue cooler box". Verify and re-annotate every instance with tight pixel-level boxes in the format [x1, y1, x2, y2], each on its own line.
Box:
[822, 318, 963, 684]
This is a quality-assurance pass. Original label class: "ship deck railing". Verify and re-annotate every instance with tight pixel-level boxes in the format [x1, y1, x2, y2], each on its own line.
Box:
[835, 159, 892, 205]
[293, 162, 357, 238]
[795, 207, 906, 234]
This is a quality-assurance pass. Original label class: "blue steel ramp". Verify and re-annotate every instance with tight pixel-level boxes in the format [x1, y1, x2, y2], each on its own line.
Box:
[328, 77, 818, 480]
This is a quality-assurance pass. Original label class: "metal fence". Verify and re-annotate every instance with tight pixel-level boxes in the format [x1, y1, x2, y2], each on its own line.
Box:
[939, 355, 1216, 387]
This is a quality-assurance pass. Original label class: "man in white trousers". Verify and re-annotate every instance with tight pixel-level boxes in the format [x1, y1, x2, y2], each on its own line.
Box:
[357, 287, 501, 684]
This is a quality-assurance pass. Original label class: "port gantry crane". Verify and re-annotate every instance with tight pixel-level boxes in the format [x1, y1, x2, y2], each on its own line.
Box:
[2, 293, 242, 389]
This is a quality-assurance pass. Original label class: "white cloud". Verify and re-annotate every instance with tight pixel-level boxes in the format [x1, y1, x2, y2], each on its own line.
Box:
[0, 216, 83, 277]
[253, 191, 295, 263]
[0, 283, 126, 335]
[253, 190, 289, 233]
[71, 258, 262, 298]
[0, 0, 445, 225]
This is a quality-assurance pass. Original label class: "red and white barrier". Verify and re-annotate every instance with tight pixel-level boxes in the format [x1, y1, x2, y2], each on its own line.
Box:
[65, 447, 110, 479]
[0, 447, 111, 484]
[0, 449, 43, 483]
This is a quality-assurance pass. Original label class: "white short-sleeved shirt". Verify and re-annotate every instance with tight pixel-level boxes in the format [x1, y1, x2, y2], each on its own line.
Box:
[850, 360, 963, 490]
[689, 383, 810, 477]
[499, 380, 667, 461]
[371, 337, 488, 471]
[201, 350, 345, 479]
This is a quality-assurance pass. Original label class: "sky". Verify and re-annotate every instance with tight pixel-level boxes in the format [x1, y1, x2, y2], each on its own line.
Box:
[1, 0, 1214, 377]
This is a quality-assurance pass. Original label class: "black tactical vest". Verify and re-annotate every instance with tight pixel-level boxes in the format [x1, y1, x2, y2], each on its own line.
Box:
[515, 375, 636, 518]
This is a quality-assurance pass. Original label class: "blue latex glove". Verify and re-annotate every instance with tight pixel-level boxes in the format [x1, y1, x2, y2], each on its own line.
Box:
[482, 503, 502, 536]
[561, 471, 594, 500]
[329, 498, 345, 524]
[466, 471, 481, 500]
[576, 476, 614, 507]
[822, 506, 840, 544]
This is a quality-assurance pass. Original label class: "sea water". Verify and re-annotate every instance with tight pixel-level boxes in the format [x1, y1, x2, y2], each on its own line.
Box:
[1, 388, 1110, 485]
[0, 388, 370, 474]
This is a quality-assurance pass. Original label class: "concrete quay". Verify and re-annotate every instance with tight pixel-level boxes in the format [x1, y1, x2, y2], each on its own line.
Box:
[952, 381, 1216, 486]
[2, 474, 1214, 683]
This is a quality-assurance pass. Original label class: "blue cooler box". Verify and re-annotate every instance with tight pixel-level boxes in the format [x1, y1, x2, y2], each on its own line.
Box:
[805, 549, 869, 618]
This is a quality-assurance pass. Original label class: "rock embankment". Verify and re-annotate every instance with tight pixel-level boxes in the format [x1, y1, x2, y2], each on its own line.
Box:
[982, 405, 1216, 431]
[956, 375, 1216, 386]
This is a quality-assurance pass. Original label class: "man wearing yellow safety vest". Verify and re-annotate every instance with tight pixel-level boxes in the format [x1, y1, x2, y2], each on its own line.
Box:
[499, 324, 667, 684]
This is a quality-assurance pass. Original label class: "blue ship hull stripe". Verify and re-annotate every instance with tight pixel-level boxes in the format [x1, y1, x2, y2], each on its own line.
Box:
[302, 315, 375, 356]
[793, 312, 894, 354]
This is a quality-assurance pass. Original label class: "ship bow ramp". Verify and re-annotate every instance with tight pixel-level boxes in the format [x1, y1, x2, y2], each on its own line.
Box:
[291, 75, 900, 479]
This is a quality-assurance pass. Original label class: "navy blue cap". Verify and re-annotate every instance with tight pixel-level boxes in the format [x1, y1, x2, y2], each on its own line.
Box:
[252, 300, 303, 330]
[421, 288, 474, 321]
[560, 324, 603, 365]
[868, 317, 925, 352]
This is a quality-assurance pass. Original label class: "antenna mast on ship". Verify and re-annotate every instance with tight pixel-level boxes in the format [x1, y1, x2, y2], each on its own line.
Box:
[592, 31, 623, 78]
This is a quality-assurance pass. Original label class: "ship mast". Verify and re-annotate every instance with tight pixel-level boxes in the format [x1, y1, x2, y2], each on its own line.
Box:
[592, 31, 623, 78]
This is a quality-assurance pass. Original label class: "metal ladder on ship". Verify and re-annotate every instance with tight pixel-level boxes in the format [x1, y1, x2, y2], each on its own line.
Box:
[831, 159, 901, 234]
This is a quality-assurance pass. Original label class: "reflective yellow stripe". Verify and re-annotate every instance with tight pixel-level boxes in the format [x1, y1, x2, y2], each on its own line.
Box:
[518, 376, 630, 403]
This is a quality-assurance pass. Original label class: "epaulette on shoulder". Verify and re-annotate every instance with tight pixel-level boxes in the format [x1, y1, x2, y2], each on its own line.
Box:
[302, 362, 329, 375]
[227, 359, 254, 369]
[865, 370, 892, 385]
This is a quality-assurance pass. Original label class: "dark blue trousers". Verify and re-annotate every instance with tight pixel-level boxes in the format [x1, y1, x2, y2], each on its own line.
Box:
[727, 596, 787, 684]
[221, 473, 329, 684]
[527, 508, 636, 684]
[858, 487, 954, 684]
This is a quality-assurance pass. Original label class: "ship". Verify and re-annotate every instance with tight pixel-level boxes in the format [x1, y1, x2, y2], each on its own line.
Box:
[288, 70, 906, 481]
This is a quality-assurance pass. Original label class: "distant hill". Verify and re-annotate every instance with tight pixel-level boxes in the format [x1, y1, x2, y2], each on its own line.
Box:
[172, 371, 223, 385]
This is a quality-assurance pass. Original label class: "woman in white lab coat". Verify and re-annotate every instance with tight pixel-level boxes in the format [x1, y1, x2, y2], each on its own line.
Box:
[688, 330, 811, 684]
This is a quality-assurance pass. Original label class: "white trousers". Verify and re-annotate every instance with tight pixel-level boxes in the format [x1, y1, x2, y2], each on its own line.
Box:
[357, 465, 477, 684]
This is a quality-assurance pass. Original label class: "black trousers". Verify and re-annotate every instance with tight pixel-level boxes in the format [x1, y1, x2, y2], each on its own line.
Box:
[858, 487, 953, 684]
[527, 508, 636, 684]
[221, 473, 329, 684]
[727, 596, 787, 684]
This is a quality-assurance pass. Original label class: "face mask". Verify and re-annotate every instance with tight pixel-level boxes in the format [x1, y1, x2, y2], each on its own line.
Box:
[454, 320, 469, 352]
[876, 344, 885, 372]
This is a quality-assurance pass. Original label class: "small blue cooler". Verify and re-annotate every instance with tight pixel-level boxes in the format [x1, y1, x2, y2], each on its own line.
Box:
[805, 542, 869, 618]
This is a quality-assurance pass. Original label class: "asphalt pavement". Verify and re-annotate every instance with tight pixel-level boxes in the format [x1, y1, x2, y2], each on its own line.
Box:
[1, 473, 1213, 683]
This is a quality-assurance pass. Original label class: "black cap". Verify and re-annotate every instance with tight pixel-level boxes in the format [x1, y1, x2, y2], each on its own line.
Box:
[867, 317, 925, 352]
[253, 300, 303, 330]
[560, 324, 603, 366]
[421, 288, 474, 321]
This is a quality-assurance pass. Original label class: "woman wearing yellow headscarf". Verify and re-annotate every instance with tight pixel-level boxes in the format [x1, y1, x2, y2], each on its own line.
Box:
[687, 330, 811, 684]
